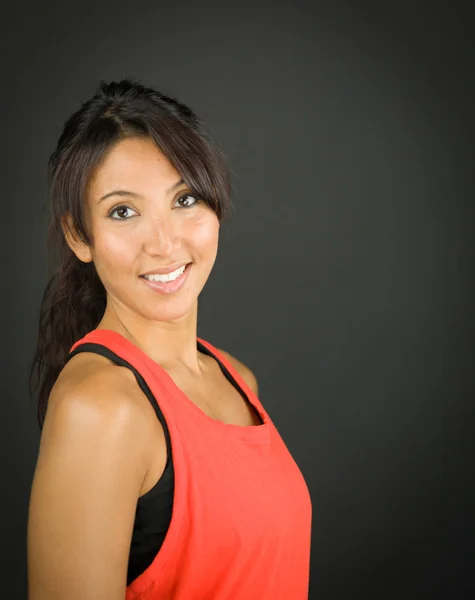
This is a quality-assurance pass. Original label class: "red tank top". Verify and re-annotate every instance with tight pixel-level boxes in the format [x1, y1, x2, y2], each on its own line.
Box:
[70, 329, 312, 599]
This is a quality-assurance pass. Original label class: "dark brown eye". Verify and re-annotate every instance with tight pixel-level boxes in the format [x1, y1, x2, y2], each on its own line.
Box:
[176, 194, 198, 208]
[108, 205, 136, 220]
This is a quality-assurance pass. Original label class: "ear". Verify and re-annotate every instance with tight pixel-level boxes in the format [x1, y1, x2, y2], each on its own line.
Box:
[61, 213, 93, 264]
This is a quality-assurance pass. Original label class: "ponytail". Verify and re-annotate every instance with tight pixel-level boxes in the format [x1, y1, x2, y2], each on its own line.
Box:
[29, 239, 106, 428]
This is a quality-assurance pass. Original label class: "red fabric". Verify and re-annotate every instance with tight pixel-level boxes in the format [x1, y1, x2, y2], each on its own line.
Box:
[70, 329, 312, 599]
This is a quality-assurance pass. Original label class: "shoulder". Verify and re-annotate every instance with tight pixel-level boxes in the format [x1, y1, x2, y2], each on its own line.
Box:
[50, 356, 140, 425]
[215, 347, 259, 396]
[28, 358, 157, 597]
[44, 356, 155, 475]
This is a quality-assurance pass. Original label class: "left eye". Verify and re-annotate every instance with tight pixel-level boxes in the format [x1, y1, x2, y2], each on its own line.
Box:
[176, 194, 198, 208]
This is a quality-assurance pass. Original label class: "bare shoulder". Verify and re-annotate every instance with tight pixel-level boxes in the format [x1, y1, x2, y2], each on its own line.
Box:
[48, 354, 147, 437]
[44, 353, 159, 476]
[28, 357, 158, 598]
[41, 357, 155, 497]
[216, 347, 259, 396]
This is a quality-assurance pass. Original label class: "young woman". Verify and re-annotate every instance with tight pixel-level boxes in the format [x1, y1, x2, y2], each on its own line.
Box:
[27, 79, 312, 600]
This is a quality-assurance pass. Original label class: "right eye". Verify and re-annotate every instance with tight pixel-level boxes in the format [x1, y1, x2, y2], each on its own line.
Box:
[108, 205, 137, 220]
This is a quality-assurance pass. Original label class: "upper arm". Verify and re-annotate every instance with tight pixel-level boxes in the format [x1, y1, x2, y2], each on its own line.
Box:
[27, 367, 150, 600]
[217, 348, 259, 396]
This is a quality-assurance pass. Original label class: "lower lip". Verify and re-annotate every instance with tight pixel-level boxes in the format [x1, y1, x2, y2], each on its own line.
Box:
[140, 263, 192, 295]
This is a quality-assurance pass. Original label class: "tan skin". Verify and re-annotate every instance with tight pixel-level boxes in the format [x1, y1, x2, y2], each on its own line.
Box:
[27, 138, 260, 600]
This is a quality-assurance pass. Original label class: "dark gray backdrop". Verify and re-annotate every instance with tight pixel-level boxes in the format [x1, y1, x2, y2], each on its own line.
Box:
[3, 1, 474, 598]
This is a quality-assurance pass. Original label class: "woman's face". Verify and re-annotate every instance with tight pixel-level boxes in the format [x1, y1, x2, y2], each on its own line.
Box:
[66, 136, 220, 324]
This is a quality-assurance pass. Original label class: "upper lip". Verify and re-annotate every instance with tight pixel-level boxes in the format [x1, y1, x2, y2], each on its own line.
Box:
[140, 262, 190, 276]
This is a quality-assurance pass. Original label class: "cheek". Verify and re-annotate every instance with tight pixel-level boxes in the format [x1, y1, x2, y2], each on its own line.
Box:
[188, 214, 220, 251]
[95, 231, 135, 272]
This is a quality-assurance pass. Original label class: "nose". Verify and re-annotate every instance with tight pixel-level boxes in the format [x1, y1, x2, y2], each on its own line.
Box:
[142, 215, 181, 258]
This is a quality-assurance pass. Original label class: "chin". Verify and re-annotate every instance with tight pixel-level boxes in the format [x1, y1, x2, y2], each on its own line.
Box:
[147, 301, 196, 323]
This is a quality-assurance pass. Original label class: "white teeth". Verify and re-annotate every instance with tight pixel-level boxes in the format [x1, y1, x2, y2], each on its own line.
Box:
[143, 264, 187, 283]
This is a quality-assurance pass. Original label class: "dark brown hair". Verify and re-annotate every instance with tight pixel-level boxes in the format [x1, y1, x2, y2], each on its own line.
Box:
[29, 79, 233, 429]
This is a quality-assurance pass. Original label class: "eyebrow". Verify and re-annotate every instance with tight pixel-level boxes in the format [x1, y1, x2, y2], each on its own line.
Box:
[97, 178, 185, 203]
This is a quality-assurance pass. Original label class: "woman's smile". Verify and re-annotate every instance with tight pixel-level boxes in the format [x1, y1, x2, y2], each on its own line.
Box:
[139, 262, 193, 295]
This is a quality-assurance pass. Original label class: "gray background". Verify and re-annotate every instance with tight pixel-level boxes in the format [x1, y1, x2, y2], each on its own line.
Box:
[3, 1, 474, 598]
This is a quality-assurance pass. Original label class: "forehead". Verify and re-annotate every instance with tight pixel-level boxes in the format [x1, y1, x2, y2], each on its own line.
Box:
[88, 137, 181, 196]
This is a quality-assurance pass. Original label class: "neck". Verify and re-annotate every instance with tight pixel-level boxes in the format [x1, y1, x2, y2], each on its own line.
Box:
[96, 298, 203, 374]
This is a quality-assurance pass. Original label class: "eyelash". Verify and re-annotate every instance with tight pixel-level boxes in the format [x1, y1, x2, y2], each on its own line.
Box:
[108, 193, 199, 220]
